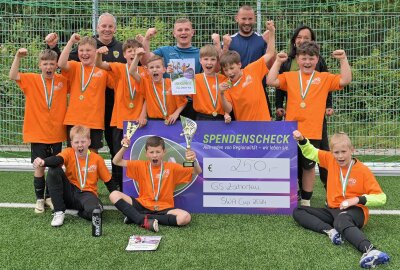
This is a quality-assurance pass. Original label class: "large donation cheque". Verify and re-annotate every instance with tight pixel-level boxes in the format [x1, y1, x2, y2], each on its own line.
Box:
[122, 120, 298, 215]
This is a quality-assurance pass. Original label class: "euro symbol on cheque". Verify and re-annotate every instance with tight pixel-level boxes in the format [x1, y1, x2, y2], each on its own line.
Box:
[208, 164, 212, 172]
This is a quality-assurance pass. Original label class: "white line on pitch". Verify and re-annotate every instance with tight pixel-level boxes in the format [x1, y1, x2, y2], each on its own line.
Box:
[0, 202, 399, 215]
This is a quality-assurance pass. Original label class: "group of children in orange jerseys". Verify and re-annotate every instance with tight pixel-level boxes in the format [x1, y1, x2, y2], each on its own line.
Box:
[9, 15, 389, 268]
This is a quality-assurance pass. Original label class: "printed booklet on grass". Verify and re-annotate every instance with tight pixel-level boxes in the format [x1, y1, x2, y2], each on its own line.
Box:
[126, 235, 162, 251]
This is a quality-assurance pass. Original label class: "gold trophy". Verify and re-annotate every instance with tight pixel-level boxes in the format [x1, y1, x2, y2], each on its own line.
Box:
[122, 121, 139, 148]
[180, 116, 197, 167]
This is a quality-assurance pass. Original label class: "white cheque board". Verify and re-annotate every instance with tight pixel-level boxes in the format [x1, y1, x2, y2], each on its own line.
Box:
[203, 181, 290, 194]
[202, 158, 290, 179]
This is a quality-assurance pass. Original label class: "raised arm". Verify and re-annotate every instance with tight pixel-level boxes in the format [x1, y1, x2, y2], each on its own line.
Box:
[112, 137, 129, 167]
[129, 47, 145, 82]
[267, 51, 288, 88]
[331, 50, 352, 87]
[263, 20, 276, 68]
[9, 48, 28, 81]
[95, 46, 111, 71]
[222, 34, 232, 55]
[140, 27, 157, 65]
[58, 33, 81, 71]
[263, 20, 276, 67]
[292, 130, 319, 163]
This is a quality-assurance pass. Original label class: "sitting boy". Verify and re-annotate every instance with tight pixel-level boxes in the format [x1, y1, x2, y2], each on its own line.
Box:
[110, 135, 202, 232]
[33, 125, 116, 227]
[292, 130, 390, 268]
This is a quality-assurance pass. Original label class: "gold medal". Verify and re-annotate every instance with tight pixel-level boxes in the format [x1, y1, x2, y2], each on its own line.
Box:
[212, 111, 218, 117]
[129, 102, 134, 108]
[154, 205, 159, 211]
[300, 102, 306, 108]
[79, 95, 84, 101]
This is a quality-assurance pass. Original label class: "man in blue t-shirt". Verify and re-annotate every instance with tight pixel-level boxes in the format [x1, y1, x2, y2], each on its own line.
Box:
[222, 5, 274, 114]
[141, 18, 201, 119]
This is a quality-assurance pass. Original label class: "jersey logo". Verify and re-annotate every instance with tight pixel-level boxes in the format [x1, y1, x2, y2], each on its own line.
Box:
[54, 82, 63, 91]
[348, 178, 357, 186]
[113, 51, 120, 58]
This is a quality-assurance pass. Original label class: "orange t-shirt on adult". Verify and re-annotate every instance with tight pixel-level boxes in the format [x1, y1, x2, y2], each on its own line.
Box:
[108, 63, 146, 129]
[224, 57, 271, 121]
[62, 61, 112, 129]
[318, 150, 383, 225]
[278, 71, 343, 139]
[17, 73, 68, 143]
[58, 148, 111, 196]
[192, 73, 227, 116]
[138, 75, 187, 119]
[126, 160, 193, 211]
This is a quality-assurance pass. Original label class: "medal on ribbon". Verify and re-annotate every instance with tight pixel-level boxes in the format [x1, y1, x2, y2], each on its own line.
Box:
[80, 63, 95, 101]
[40, 75, 54, 110]
[298, 70, 315, 109]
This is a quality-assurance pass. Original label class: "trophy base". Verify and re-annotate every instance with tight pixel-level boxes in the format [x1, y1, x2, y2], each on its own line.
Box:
[183, 161, 195, 167]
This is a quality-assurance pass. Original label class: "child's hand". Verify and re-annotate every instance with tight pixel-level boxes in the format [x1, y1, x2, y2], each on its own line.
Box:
[45, 33, 59, 48]
[222, 34, 232, 48]
[211, 33, 221, 45]
[16, 48, 28, 58]
[32, 157, 45, 168]
[224, 112, 232, 124]
[137, 117, 147, 128]
[69, 33, 81, 44]
[166, 63, 174, 74]
[219, 82, 231, 93]
[135, 34, 144, 44]
[276, 51, 288, 63]
[185, 149, 196, 161]
[135, 47, 146, 56]
[292, 130, 304, 141]
[331, 50, 347, 60]
[266, 20, 275, 33]
[276, 108, 286, 118]
[340, 197, 359, 210]
[326, 108, 335, 116]
[166, 112, 179, 125]
[97, 46, 109, 55]
[121, 136, 131, 148]
[145, 28, 157, 40]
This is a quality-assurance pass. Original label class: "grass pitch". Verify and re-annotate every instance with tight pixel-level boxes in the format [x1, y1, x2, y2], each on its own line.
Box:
[0, 172, 398, 270]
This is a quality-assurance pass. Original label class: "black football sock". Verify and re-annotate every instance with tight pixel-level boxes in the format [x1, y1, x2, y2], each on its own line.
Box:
[34, 176, 45, 199]
[114, 199, 144, 225]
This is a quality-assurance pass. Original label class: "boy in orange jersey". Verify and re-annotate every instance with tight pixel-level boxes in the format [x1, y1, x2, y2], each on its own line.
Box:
[33, 125, 116, 227]
[9, 48, 68, 214]
[192, 44, 231, 123]
[218, 20, 275, 121]
[267, 41, 352, 206]
[58, 33, 113, 152]
[110, 135, 202, 232]
[96, 39, 147, 191]
[292, 130, 390, 269]
[129, 48, 187, 125]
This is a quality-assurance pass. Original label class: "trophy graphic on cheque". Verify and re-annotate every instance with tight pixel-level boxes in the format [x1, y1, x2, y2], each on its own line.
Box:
[180, 116, 197, 167]
[123, 121, 139, 148]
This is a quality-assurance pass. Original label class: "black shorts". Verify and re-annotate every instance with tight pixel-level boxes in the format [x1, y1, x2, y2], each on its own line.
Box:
[130, 196, 175, 215]
[196, 112, 224, 121]
[112, 127, 123, 156]
[298, 139, 322, 170]
[66, 125, 104, 150]
[31, 143, 62, 163]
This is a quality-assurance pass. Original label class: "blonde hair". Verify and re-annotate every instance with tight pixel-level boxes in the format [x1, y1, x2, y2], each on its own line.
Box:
[200, 44, 219, 59]
[78, 36, 97, 48]
[70, 125, 90, 140]
[329, 131, 353, 150]
[39, 49, 58, 61]
[174, 18, 192, 27]
[147, 55, 164, 66]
